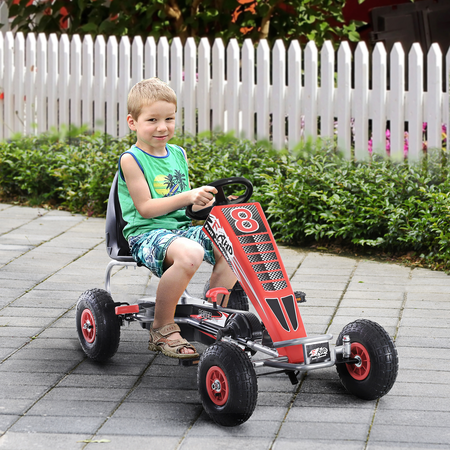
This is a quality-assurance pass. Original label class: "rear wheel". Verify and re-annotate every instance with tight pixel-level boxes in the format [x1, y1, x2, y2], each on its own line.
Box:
[76, 288, 121, 361]
[336, 319, 398, 400]
[203, 280, 249, 311]
[198, 341, 257, 426]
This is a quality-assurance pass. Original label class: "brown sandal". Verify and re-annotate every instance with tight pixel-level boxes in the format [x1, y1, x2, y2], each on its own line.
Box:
[148, 323, 199, 360]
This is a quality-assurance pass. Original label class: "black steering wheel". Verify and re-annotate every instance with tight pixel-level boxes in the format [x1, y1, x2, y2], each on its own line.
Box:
[185, 177, 253, 221]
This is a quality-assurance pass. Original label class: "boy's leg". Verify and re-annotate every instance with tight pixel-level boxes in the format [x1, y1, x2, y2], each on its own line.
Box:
[152, 237, 204, 354]
[208, 246, 237, 307]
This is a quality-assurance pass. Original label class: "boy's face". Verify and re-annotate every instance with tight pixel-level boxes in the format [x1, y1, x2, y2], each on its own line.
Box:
[127, 101, 176, 155]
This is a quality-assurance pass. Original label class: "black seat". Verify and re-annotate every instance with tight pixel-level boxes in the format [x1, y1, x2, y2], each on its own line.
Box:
[105, 172, 136, 263]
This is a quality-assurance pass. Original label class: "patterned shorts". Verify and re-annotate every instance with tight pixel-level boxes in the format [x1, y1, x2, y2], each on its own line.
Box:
[128, 226, 216, 278]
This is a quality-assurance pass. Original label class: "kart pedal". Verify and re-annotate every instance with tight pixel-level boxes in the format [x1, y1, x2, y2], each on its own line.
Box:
[179, 358, 200, 367]
[294, 291, 306, 303]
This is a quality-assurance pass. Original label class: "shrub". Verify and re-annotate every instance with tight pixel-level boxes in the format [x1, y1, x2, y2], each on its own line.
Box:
[1, 131, 450, 271]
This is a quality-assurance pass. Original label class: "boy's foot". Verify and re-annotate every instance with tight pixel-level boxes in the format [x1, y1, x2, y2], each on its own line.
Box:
[149, 323, 199, 359]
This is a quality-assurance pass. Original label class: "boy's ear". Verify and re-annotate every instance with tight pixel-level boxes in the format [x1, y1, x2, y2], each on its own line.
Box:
[127, 114, 137, 131]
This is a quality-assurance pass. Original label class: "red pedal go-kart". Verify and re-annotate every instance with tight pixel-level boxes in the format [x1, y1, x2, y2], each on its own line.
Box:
[76, 176, 399, 427]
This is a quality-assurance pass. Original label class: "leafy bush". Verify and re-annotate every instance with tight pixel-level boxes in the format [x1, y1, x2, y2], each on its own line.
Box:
[1, 131, 450, 271]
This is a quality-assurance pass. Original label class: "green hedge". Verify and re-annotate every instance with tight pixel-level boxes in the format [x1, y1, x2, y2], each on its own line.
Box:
[1, 131, 450, 271]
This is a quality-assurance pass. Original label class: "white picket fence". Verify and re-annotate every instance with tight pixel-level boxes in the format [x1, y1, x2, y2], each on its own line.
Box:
[0, 30, 449, 161]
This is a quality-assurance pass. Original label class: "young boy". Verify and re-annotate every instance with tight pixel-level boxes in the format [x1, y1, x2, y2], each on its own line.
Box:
[118, 77, 237, 359]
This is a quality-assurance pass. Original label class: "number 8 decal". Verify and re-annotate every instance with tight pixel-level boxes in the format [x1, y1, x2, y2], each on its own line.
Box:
[231, 208, 259, 233]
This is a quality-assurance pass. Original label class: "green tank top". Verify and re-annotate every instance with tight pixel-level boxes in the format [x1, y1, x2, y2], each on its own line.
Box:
[118, 144, 191, 239]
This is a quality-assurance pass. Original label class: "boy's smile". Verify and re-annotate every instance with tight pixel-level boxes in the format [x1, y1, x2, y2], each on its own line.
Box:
[127, 101, 176, 156]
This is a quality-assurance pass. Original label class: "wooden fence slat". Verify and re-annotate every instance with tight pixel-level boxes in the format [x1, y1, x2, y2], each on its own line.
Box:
[197, 38, 211, 134]
[59, 34, 70, 129]
[371, 43, 387, 156]
[337, 42, 352, 157]
[157, 37, 169, 83]
[304, 41, 318, 140]
[184, 37, 197, 135]
[184, 38, 196, 133]
[36, 33, 47, 134]
[320, 40, 334, 140]
[25, 33, 36, 135]
[106, 37, 118, 136]
[47, 34, 59, 131]
[226, 39, 240, 135]
[4, 31, 14, 139]
[427, 43, 442, 150]
[241, 39, 255, 141]
[272, 39, 286, 150]
[0, 32, 4, 139]
[212, 39, 225, 131]
[445, 48, 450, 151]
[407, 43, 424, 161]
[256, 39, 270, 141]
[13, 33, 25, 134]
[390, 43, 405, 159]
[93, 35, 106, 132]
[131, 36, 144, 88]
[170, 37, 183, 131]
[118, 37, 131, 137]
[144, 37, 156, 79]
[354, 42, 369, 160]
[81, 35, 94, 131]
[70, 35, 82, 129]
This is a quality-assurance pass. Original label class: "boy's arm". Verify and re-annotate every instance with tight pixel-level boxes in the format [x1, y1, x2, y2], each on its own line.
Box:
[121, 153, 217, 219]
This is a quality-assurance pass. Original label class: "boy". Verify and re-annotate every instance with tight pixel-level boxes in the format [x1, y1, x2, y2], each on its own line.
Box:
[118, 77, 237, 359]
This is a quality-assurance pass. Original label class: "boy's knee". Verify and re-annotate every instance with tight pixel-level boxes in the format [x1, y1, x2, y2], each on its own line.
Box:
[174, 245, 203, 274]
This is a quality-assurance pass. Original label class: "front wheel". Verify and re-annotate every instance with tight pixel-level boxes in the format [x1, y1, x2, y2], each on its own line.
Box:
[336, 319, 398, 400]
[76, 288, 121, 362]
[198, 341, 258, 426]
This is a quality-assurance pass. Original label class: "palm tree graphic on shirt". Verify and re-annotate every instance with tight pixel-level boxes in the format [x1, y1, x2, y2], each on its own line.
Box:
[164, 170, 187, 197]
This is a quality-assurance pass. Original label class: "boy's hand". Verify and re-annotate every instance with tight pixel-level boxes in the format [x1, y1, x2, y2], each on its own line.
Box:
[191, 186, 218, 208]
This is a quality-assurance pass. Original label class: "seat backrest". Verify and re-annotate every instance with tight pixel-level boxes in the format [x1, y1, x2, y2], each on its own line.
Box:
[105, 172, 135, 262]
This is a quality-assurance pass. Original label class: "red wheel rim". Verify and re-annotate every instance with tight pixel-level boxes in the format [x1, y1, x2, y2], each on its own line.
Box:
[346, 342, 371, 380]
[206, 366, 229, 406]
[81, 309, 96, 344]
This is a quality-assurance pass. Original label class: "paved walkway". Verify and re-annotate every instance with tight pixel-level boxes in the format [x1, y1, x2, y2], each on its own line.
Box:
[0, 203, 449, 449]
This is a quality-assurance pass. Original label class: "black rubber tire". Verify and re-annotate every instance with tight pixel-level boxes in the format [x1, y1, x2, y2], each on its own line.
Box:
[198, 341, 258, 426]
[336, 319, 398, 400]
[76, 288, 121, 362]
[203, 280, 249, 311]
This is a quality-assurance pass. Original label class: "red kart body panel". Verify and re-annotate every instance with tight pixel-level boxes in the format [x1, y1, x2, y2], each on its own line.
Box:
[203, 202, 307, 363]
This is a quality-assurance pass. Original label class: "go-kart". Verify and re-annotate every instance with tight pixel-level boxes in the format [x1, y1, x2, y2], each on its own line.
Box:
[76, 176, 399, 427]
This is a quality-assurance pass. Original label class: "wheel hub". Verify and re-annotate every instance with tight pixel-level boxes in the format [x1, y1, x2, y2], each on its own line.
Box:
[80, 309, 96, 344]
[211, 379, 222, 392]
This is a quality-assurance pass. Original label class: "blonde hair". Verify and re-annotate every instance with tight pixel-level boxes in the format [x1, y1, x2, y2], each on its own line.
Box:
[127, 77, 177, 119]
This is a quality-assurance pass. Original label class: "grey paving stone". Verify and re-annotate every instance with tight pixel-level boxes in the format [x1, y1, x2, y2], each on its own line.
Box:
[86, 435, 181, 450]
[26, 399, 118, 418]
[272, 438, 363, 450]
[179, 436, 273, 450]
[277, 421, 369, 441]
[368, 424, 450, 446]
[0, 432, 90, 450]
[9, 415, 106, 434]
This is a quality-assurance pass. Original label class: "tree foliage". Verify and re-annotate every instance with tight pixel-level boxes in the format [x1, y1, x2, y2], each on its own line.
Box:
[7, 0, 365, 46]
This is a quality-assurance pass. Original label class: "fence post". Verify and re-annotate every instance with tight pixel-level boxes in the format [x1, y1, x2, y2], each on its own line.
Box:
[36, 33, 47, 134]
[70, 35, 82, 129]
[145, 37, 156, 79]
[287, 40, 302, 149]
[47, 34, 59, 131]
[106, 36, 118, 137]
[226, 38, 240, 136]
[0, 32, 4, 139]
[157, 37, 169, 83]
[14, 33, 25, 134]
[131, 36, 144, 88]
[59, 34, 70, 129]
